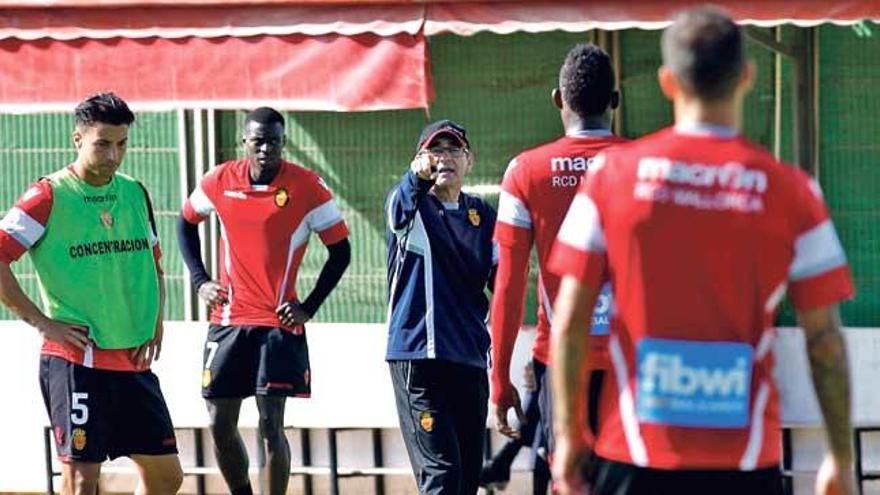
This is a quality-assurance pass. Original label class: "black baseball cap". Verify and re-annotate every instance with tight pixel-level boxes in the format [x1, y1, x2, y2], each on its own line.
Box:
[416, 119, 469, 151]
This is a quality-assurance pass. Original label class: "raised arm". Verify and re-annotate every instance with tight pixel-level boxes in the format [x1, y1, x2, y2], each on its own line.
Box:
[387, 153, 437, 233]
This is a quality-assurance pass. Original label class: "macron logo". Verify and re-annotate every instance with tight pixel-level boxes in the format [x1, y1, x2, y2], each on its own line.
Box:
[551, 156, 592, 172]
[640, 353, 749, 398]
[223, 190, 247, 199]
[638, 158, 768, 193]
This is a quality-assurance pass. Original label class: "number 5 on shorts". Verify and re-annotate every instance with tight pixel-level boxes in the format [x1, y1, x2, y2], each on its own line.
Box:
[71, 392, 89, 425]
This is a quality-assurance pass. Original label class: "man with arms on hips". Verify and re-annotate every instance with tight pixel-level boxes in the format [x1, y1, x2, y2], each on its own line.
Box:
[386, 120, 497, 494]
[0, 92, 183, 494]
[549, 8, 855, 495]
[486, 43, 627, 493]
[177, 107, 351, 495]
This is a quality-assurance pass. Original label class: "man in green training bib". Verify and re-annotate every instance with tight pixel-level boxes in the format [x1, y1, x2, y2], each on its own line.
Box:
[0, 93, 183, 494]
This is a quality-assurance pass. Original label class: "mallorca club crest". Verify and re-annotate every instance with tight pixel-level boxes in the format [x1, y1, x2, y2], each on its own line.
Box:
[100, 210, 114, 229]
[468, 208, 481, 227]
[72, 428, 87, 451]
[419, 411, 434, 433]
[275, 188, 290, 208]
[202, 369, 212, 388]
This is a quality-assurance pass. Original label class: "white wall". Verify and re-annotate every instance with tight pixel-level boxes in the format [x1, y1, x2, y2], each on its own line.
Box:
[2, 323, 880, 493]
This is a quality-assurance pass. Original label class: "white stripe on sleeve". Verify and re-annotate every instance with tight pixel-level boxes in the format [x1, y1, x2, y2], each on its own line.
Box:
[307, 199, 344, 233]
[789, 220, 847, 281]
[556, 193, 606, 252]
[0, 207, 45, 249]
[497, 190, 532, 229]
[502, 157, 520, 178]
[189, 184, 215, 217]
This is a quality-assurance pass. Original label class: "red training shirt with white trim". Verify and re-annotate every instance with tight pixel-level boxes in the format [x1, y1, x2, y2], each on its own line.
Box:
[548, 126, 854, 470]
[182, 159, 348, 329]
[492, 133, 626, 400]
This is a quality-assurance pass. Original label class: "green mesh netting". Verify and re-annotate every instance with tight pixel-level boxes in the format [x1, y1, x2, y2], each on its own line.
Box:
[0, 112, 185, 320]
[815, 25, 880, 326]
[1, 27, 877, 326]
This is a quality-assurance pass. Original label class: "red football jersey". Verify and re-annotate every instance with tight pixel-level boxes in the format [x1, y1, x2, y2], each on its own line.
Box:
[492, 132, 626, 379]
[549, 126, 854, 470]
[182, 159, 348, 329]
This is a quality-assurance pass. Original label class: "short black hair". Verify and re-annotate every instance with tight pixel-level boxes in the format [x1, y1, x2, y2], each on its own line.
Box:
[74, 92, 135, 128]
[661, 7, 745, 101]
[559, 43, 616, 117]
[245, 107, 285, 128]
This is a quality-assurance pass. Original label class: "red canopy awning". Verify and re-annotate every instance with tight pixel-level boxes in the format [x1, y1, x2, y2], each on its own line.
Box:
[426, 0, 880, 35]
[0, 5, 425, 40]
[1, 0, 878, 40]
[0, 32, 432, 112]
[0, 0, 877, 112]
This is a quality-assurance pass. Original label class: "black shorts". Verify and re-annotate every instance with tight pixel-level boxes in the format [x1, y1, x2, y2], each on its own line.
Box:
[587, 457, 783, 495]
[539, 368, 605, 454]
[201, 324, 311, 399]
[39, 355, 178, 463]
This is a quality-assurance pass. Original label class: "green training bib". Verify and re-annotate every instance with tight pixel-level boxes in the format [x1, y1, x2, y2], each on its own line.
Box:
[29, 168, 160, 349]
